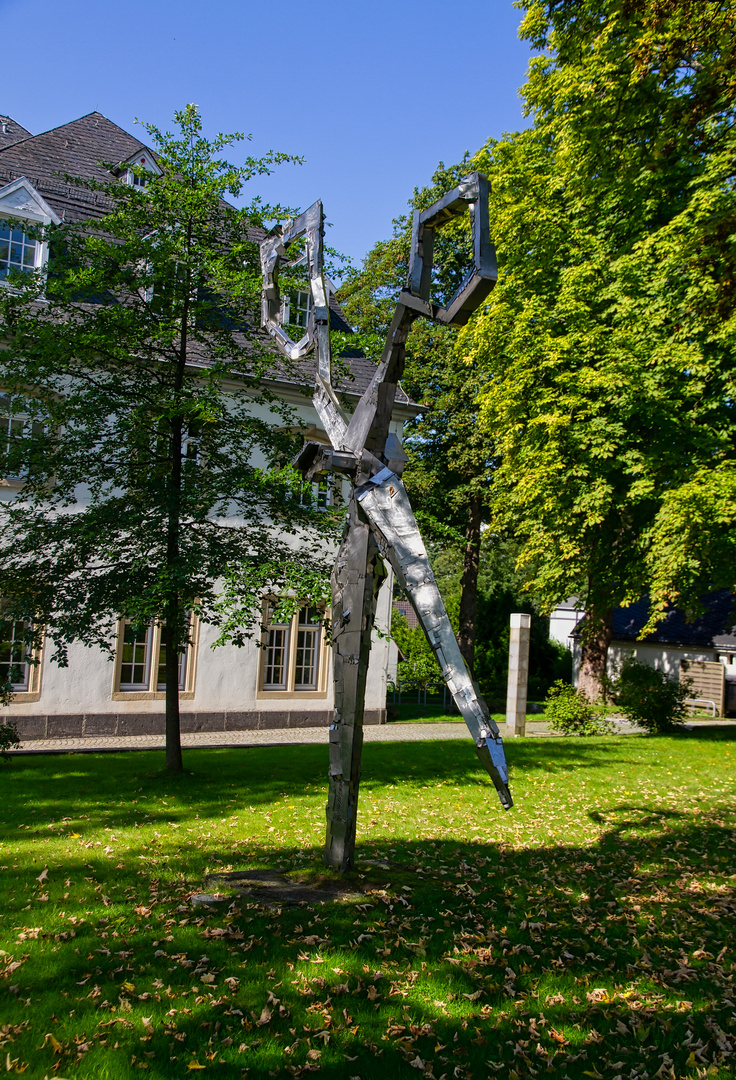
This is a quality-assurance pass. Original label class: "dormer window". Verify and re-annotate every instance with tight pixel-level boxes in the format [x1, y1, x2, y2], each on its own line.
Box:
[122, 151, 160, 190]
[0, 177, 60, 287]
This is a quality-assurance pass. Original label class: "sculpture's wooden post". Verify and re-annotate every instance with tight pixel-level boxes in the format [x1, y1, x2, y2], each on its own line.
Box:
[506, 613, 531, 737]
[325, 497, 385, 871]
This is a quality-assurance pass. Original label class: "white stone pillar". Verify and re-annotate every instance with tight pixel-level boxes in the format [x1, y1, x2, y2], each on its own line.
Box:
[506, 613, 531, 737]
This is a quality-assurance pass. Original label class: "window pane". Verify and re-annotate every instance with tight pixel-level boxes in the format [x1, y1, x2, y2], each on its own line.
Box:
[298, 606, 321, 626]
[264, 627, 289, 689]
[288, 287, 311, 329]
[294, 607, 321, 690]
[119, 623, 152, 688]
[0, 224, 35, 279]
[0, 619, 30, 690]
[316, 479, 330, 509]
[156, 639, 187, 691]
[1, 412, 31, 479]
[265, 601, 290, 628]
[294, 627, 319, 690]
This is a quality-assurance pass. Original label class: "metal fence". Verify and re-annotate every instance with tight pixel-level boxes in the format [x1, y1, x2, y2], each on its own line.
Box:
[387, 680, 453, 709]
[683, 697, 717, 718]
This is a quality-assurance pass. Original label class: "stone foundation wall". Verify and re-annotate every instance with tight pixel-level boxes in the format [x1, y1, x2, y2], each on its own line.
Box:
[12, 709, 387, 741]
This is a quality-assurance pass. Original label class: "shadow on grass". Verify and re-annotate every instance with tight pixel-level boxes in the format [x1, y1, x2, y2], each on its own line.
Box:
[677, 724, 736, 741]
[1, 742, 734, 1078]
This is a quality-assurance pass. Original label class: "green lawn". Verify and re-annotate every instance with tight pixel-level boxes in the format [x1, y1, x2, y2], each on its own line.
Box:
[1, 733, 735, 1078]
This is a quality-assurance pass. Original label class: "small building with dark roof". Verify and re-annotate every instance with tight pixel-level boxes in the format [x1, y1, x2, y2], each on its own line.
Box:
[565, 591, 736, 714]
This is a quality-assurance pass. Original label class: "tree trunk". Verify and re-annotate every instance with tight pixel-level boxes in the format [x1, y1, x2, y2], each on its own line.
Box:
[578, 608, 613, 701]
[457, 494, 482, 675]
[162, 224, 191, 773]
[163, 606, 183, 772]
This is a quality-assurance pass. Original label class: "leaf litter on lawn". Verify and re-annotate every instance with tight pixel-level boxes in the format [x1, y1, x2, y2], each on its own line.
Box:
[0, 737, 734, 1077]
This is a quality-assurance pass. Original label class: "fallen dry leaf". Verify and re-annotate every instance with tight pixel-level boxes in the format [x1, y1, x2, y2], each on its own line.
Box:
[43, 1034, 63, 1054]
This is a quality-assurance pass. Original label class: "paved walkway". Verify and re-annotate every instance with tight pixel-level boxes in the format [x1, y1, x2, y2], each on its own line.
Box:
[7, 716, 698, 755]
[11, 721, 493, 754]
[9, 717, 733, 756]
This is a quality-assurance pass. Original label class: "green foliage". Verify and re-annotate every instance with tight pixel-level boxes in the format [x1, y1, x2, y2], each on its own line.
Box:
[543, 680, 604, 736]
[0, 717, 19, 758]
[474, 591, 572, 702]
[611, 657, 690, 734]
[392, 610, 444, 688]
[460, 0, 736, 658]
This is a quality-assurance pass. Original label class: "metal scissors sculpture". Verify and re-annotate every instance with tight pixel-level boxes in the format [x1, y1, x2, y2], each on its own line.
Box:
[260, 174, 512, 872]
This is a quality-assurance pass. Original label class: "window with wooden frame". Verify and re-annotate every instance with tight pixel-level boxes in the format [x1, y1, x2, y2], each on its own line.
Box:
[112, 614, 199, 700]
[298, 476, 332, 511]
[284, 286, 311, 329]
[0, 616, 42, 701]
[0, 394, 45, 486]
[258, 603, 328, 698]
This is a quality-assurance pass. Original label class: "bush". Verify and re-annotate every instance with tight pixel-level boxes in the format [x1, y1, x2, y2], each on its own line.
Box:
[0, 719, 20, 760]
[610, 657, 689, 733]
[543, 680, 605, 735]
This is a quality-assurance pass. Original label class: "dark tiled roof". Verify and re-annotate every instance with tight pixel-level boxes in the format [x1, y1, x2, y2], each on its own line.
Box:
[610, 591, 736, 647]
[0, 112, 151, 224]
[184, 329, 411, 403]
[0, 115, 33, 149]
[553, 595, 582, 611]
[328, 292, 352, 333]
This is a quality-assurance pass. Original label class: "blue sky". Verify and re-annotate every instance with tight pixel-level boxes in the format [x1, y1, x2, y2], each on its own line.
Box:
[1, 0, 531, 268]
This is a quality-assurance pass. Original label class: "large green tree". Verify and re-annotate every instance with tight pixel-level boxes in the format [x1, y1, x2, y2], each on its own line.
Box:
[0, 106, 333, 768]
[462, 0, 736, 695]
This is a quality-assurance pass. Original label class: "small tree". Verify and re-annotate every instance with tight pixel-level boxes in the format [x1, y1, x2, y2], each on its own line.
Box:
[0, 106, 334, 771]
[0, 717, 20, 759]
[610, 657, 690, 734]
[543, 680, 604, 736]
[391, 609, 443, 690]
